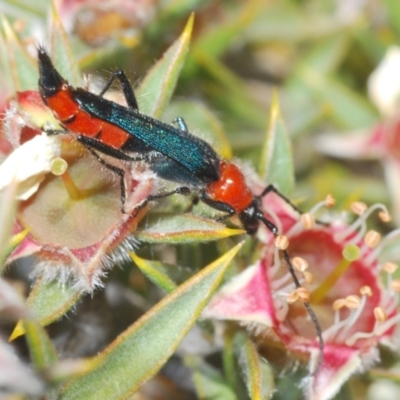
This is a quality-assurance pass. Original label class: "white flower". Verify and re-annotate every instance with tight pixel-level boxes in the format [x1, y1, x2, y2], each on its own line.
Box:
[368, 46, 400, 116]
[0, 133, 62, 200]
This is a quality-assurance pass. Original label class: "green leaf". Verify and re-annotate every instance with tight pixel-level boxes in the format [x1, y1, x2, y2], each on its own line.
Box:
[1, 16, 37, 91]
[234, 332, 274, 400]
[130, 253, 178, 293]
[49, 2, 80, 86]
[316, 76, 378, 129]
[185, 0, 261, 76]
[0, 182, 18, 268]
[222, 329, 238, 391]
[60, 242, 244, 400]
[246, 3, 343, 43]
[296, 33, 349, 75]
[259, 90, 294, 197]
[10, 277, 83, 340]
[192, 361, 237, 400]
[159, 0, 204, 18]
[384, 0, 400, 39]
[46, 358, 102, 386]
[136, 214, 244, 243]
[137, 13, 194, 118]
[0, 1, 46, 19]
[24, 319, 58, 369]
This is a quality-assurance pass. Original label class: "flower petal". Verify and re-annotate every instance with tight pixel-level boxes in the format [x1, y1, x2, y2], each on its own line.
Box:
[368, 46, 400, 116]
[304, 345, 378, 400]
[0, 133, 62, 200]
[203, 261, 275, 327]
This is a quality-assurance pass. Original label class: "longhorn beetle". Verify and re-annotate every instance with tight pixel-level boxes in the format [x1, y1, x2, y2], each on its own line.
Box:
[38, 47, 324, 372]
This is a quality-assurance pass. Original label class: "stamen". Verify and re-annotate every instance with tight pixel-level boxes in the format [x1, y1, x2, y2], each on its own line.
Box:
[292, 256, 308, 272]
[383, 262, 398, 274]
[300, 213, 315, 229]
[324, 194, 336, 208]
[285, 199, 326, 239]
[323, 295, 365, 341]
[374, 312, 400, 336]
[336, 203, 390, 242]
[360, 286, 373, 297]
[345, 295, 361, 309]
[390, 280, 400, 292]
[379, 210, 392, 223]
[336, 294, 366, 342]
[307, 198, 332, 215]
[334, 293, 390, 346]
[332, 298, 347, 311]
[286, 287, 310, 304]
[296, 287, 311, 303]
[374, 307, 387, 323]
[351, 201, 367, 215]
[364, 230, 381, 248]
[274, 235, 289, 250]
[271, 270, 293, 290]
[286, 290, 298, 304]
[303, 271, 314, 284]
[365, 228, 400, 265]
[312, 244, 360, 304]
[60, 170, 82, 200]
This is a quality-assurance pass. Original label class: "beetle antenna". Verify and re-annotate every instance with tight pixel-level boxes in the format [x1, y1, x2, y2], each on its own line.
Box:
[258, 214, 324, 375]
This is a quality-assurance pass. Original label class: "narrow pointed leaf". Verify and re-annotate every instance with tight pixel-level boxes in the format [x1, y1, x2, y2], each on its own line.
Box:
[137, 13, 193, 117]
[11, 277, 82, 339]
[47, 359, 102, 385]
[385, 0, 400, 38]
[192, 362, 237, 400]
[60, 242, 244, 400]
[49, 2, 80, 85]
[235, 333, 274, 400]
[136, 214, 245, 243]
[259, 90, 294, 197]
[24, 319, 58, 369]
[0, 181, 18, 268]
[192, 50, 264, 129]
[1, 16, 37, 91]
[185, 0, 261, 76]
[316, 77, 378, 129]
[297, 33, 349, 75]
[130, 253, 177, 293]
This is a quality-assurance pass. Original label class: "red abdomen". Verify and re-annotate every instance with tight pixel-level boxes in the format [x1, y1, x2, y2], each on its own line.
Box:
[205, 161, 253, 213]
[45, 85, 131, 148]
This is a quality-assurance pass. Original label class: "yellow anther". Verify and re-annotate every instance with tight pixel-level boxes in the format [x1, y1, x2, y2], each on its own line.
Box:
[303, 271, 314, 284]
[374, 307, 387, 323]
[275, 235, 289, 250]
[390, 280, 400, 292]
[286, 291, 299, 304]
[379, 210, 392, 223]
[360, 286, 373, 297]
[292, 257, 308, 272]
[383, 262, 398, 274]
[332, 298, 346, 311]
[300, 213, 315, 229]
[345, 295, 361, 309]
[364, 230, 381, 248]
[324, 194, 336, 208]
[351, 201, 367, 215]
[296, 287, 310, 303]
